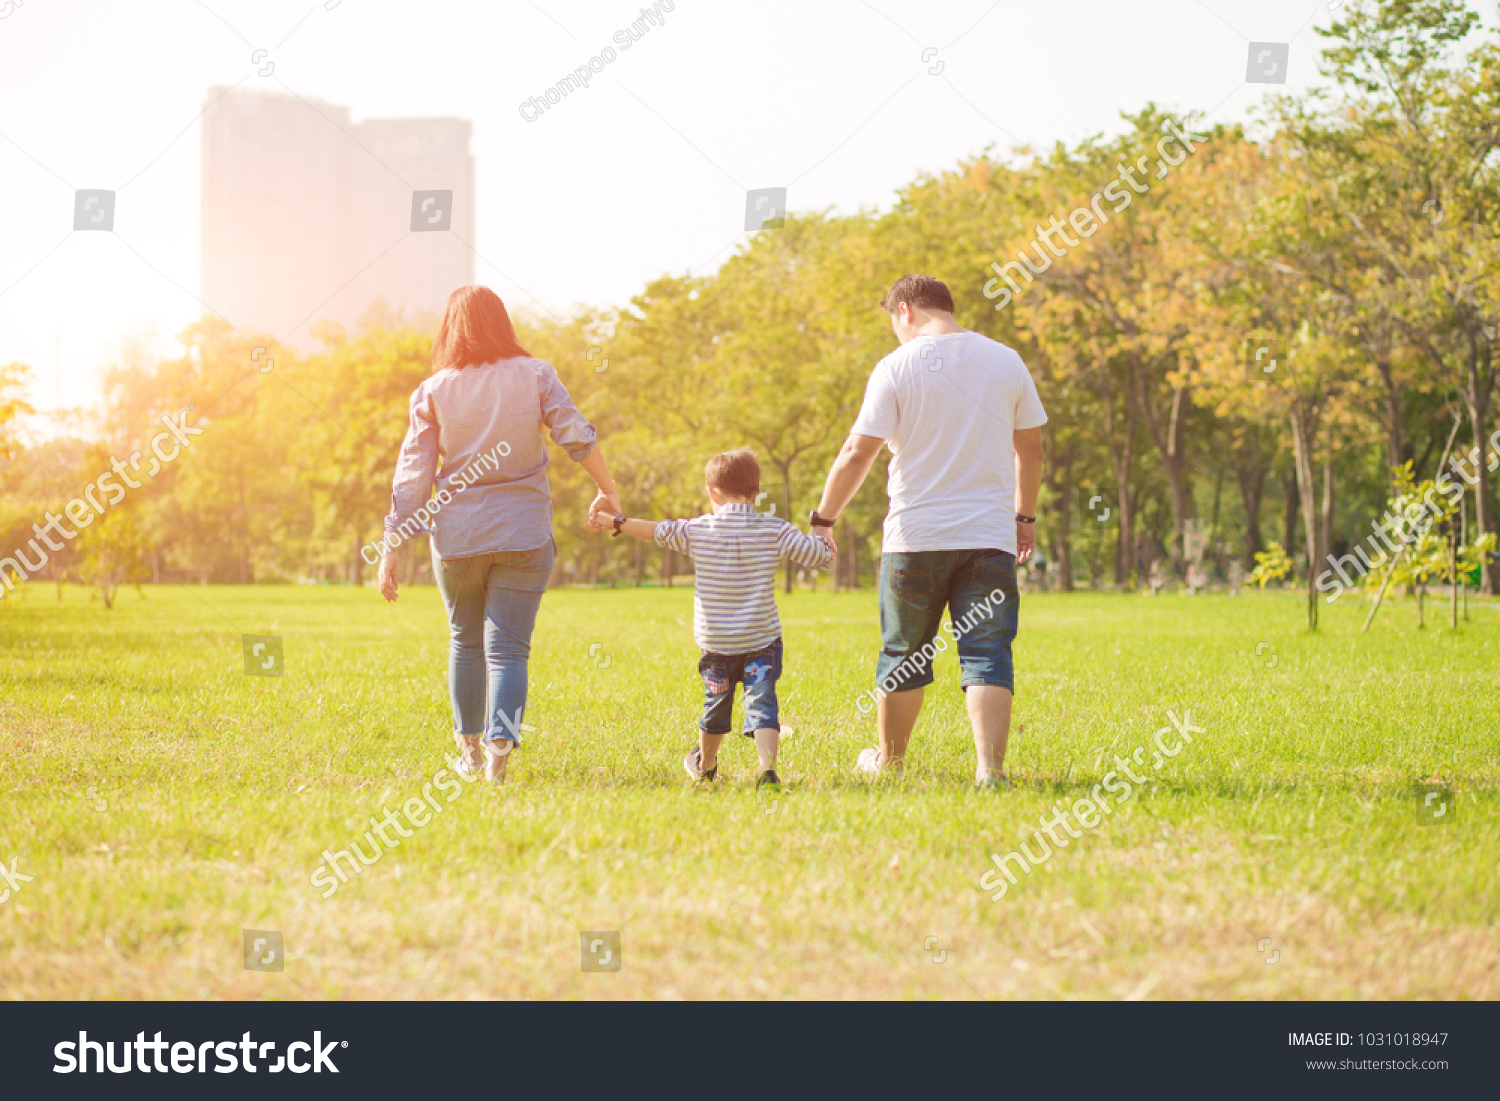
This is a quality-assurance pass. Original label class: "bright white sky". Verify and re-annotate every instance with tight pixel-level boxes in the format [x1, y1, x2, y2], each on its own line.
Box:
[1, 0, 1369, 425]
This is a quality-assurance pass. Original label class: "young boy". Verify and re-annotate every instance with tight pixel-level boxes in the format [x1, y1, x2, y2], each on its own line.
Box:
[592, 448, 833, 789]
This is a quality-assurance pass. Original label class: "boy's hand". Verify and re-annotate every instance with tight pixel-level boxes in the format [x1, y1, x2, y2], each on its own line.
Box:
[588, 494, 620, 531]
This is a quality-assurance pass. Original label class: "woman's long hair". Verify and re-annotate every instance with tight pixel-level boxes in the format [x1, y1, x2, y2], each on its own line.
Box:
[431, 285, 531, 370]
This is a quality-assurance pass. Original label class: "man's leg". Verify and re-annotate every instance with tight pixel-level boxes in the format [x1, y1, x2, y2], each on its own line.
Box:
[966, 686, 1011, 781]
[877, 686, 925, 765]
[871, 553, 945, 771]
[950, 550, 1019, 783]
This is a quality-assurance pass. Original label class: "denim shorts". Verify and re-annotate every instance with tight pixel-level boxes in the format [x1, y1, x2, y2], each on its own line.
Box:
[698, 637, 782, 736]
[877, 550, 1019, 694]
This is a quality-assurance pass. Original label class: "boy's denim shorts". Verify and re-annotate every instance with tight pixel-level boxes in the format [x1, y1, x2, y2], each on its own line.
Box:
[698, 637, 782, 736]
[876, 550, 1019, 694]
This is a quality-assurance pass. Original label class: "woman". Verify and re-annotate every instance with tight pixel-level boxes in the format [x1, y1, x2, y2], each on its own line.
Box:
[378, 285, 619, 784]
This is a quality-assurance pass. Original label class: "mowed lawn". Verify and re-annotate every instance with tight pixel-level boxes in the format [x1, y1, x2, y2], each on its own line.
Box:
[1, 580, 1497, 1000]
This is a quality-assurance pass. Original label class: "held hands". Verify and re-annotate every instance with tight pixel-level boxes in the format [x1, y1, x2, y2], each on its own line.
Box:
[588, 490, 621, 532]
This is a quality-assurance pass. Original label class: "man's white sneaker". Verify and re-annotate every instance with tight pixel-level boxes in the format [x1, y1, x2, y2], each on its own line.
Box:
[856, 747, 883, 774]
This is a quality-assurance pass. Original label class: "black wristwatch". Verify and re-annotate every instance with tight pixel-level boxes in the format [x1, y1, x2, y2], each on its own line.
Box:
[1016, 514, 1036, 524]
[809, 510, 836, 529]
[612, 513, 627, 537]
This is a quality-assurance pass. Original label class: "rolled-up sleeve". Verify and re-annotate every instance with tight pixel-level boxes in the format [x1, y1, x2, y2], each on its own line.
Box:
[538, 364, 598, 461]
[654, 519, 694, 556]
[384, 384, 440, 536]
[777, 523, 834, 569]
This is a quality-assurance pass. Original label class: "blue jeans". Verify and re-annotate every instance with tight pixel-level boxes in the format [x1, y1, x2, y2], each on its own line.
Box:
[434, 542, 554, 745]
[877, 549, 1019, 694]
[699, 637, 782, 736]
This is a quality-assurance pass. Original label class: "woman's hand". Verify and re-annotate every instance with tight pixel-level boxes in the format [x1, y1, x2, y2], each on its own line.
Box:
[588, 490, 621, 531]
[377, 550, 399, 602]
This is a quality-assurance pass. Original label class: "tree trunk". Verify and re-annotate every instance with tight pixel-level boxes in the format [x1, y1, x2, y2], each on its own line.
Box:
[1282, 471, 1299, 561]
[1463, 387, 1495, 595]
[1050, 453, 1075, 591]
[1236, 460, 1265, 567]
[1099, 383, 1135, 587]
[1320, 457, 1335, 583]
[1289, 406, 1321, 631]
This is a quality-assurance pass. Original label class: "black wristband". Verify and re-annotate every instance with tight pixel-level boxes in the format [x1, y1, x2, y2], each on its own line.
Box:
[809, 509, 836, 529]
[1016, 514, 1036, 524]
[612, 513, 627, 537]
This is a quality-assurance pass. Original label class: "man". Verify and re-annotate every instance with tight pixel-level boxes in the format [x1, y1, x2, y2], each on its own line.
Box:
[810, 274, 1046, 788]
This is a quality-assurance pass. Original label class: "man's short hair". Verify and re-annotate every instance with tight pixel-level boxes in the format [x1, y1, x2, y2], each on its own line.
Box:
[884, 274, 955, 315]
[705, 448, 760, 498]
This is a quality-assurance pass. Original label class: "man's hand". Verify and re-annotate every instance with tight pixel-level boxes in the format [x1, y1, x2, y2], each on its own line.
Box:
[377, 550, 399, 602]
[1016, 519, 1036, 565]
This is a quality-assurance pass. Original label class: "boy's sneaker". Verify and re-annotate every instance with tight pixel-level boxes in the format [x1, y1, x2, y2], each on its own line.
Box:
[756, 769, 780, 790]
[683, 747, 717, 782]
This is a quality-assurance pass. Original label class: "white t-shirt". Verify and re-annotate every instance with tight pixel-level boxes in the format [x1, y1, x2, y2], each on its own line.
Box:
[851, 331, 1048, 555]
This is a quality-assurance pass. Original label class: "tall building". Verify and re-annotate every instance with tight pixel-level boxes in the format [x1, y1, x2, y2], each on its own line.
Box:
[200, 87, 474, 349]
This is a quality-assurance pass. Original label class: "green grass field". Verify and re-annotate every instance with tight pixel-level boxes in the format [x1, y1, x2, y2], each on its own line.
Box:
[1, 581, 1497, 1000]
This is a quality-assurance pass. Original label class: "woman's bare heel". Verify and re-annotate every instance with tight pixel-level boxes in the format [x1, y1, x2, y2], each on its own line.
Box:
[484, 739, 514, 785]
[454, 733, 483, 777]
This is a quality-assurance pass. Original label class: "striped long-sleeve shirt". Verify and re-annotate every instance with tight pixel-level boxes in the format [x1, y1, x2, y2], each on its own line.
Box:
[654, 502, 834, 654]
